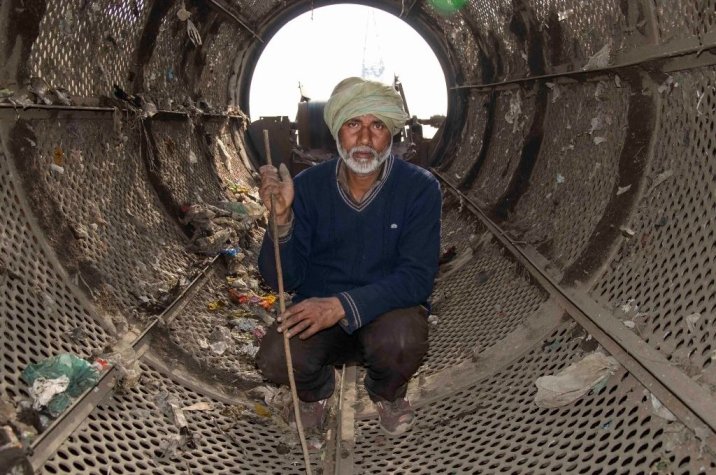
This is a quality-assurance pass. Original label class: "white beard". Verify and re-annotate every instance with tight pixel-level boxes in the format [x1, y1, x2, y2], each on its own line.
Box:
[338, 140, 392, 175]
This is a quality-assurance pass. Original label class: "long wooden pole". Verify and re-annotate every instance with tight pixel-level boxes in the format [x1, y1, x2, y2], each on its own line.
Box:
[262, 130, 312, 474]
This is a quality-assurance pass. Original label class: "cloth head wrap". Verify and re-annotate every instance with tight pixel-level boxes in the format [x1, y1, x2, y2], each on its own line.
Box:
[323, 77, 409, 140]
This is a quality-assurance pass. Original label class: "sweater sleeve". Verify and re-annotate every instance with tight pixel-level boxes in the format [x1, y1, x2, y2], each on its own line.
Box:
[335, 177, 441, 334]
[258, 178, 312, 291]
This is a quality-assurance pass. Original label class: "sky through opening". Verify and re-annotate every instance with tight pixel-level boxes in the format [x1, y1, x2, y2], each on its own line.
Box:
[249, 4, 447, 138]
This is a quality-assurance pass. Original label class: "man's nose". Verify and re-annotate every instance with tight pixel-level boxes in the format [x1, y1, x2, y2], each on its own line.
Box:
[358, 126, 371, 145]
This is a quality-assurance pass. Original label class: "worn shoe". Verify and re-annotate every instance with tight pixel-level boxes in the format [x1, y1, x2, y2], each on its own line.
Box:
[375, 398, 414, 436]
[286, 398, 329, 431]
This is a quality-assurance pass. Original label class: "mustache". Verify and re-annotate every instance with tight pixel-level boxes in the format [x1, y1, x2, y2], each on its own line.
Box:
[348, 146, 379, 159]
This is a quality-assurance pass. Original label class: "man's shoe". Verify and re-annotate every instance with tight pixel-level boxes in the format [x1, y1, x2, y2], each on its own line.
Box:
[286, 398, 329, 431]
[375, 398, 414, 436]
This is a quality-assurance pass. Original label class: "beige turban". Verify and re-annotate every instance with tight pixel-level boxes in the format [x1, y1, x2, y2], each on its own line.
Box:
[323, 77, 409, 140]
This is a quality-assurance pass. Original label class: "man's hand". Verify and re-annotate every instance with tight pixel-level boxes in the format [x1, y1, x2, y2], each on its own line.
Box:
[259, 163, 294, 224]
[277, 297, 345, 339]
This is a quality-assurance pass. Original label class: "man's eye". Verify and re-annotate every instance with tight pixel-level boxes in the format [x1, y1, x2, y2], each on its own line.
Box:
[373, 123, 385, 129]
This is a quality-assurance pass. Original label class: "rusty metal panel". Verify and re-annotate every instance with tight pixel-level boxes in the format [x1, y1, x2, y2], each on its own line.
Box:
[197, 21, 246, 109]
[654, 0, 716, 42]
[27, 0, 149, 97]
[147, 118, 225, 207]
[427, 230, 548, 375]
[0, 130, 110, 402]
[509, 80, 629, 270]
[470, 89, 537, 207]
[592, 65, 716, 391]
[42, 363, 318, 474]
[441, 91, 490, 181]
[7, 115, 198, 314]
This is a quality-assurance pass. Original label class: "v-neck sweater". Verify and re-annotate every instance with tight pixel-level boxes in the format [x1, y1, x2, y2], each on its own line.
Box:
[258, 155, 441, 334]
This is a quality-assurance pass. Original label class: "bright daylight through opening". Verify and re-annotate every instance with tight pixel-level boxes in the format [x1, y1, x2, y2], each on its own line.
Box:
[249, 4, 448, 139]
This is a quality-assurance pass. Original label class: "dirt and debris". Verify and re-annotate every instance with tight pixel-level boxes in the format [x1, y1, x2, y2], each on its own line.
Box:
[1, 77, 74, 109]
[179, 201, 263, 256]
[534, 352, 620, 408]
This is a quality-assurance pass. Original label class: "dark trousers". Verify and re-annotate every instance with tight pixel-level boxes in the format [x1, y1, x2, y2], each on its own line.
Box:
[256, 306, 429, 403]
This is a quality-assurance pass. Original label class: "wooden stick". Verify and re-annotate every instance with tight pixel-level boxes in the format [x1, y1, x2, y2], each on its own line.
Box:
[263, 130, 313, 475]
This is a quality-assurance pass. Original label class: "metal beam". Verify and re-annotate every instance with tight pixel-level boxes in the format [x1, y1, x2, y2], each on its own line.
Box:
[205, 0, 264, 43]
[453, 31, 716, 91]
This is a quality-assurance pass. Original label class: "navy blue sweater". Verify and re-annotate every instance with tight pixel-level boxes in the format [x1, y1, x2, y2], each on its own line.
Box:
[258, 155, 441, 334]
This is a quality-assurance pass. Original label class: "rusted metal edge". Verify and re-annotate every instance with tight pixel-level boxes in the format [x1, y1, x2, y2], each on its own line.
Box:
[452, 32, 716, 90]
[28, 256, 220, 471]
[333, 364, 357, 475]
[432, 169, 716, 453]
[0, 104, 244, 121]
[205, 0, 264, 43]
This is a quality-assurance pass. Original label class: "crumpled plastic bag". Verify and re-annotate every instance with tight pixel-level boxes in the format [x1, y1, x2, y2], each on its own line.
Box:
[21, 354, 100, 416]
[534, 352, 620, 408]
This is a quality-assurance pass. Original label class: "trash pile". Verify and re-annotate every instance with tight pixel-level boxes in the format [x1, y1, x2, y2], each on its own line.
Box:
[179, 189, 264, 257]
[195, 274, 279, 368]
[0, 77, 73, 109]
[0, 353, 111, 471]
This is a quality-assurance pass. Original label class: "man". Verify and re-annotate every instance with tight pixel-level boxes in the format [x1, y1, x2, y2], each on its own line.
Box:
[256, 77, 441, 436]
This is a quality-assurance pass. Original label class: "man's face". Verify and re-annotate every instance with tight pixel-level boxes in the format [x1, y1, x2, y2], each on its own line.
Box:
[337, 114, 392, 175]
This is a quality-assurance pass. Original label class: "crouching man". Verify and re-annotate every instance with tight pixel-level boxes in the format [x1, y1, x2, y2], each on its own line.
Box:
[256, 77, 441, 436]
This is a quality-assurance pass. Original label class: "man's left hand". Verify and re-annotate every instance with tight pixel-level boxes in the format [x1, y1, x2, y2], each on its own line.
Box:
[277, 297, 345, 340]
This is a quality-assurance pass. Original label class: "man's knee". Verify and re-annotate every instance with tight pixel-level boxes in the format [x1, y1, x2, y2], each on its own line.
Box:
[256, 328, 288, 384]
[256, 325, 330, 382]
[361, 307, 429, 368]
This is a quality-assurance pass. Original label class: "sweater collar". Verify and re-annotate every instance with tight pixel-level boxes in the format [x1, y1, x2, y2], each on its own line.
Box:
[335, 155, 394, 212]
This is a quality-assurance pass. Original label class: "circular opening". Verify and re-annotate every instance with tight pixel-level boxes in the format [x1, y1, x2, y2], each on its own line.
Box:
[249, 4, 447, 140]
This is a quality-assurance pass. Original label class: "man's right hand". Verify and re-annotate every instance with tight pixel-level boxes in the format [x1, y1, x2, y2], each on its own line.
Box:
[259, 163, 294, 224]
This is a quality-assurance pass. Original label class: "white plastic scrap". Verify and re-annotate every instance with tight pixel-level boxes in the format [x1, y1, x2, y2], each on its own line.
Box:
[616, 185, 632, 196]
[183, 402, 214, 412]
[556, 174, 565, 184]
[620, 299, 639, 315]
[177, 2, 191, 21]
[505, 91, 523, 133]
[657, 76, 678, 95]
[648, 392, 677, 421]
[546, 82, 561, 103]
[651, 169, 674, 190]
[584, 42, 612, 70]
[593, 137, 607, 145]
[685, 312, 701, 334]
[50, 163, 65, 174]
[619, 226, 636, 237]
[558, 9, 574, 21]
[30, 376, 70, 410]
[238, 343, 259, 358]
[623, 320, 636, 329]
[189, 150, 198, 164]
[534, 352, 620, 408]
[187, 19, 202, 47]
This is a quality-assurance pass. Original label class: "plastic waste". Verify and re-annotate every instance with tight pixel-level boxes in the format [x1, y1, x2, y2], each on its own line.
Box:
[209, 327, 232, 355]
[21, 354, 101, 417]
[534, 352, 620, 408]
